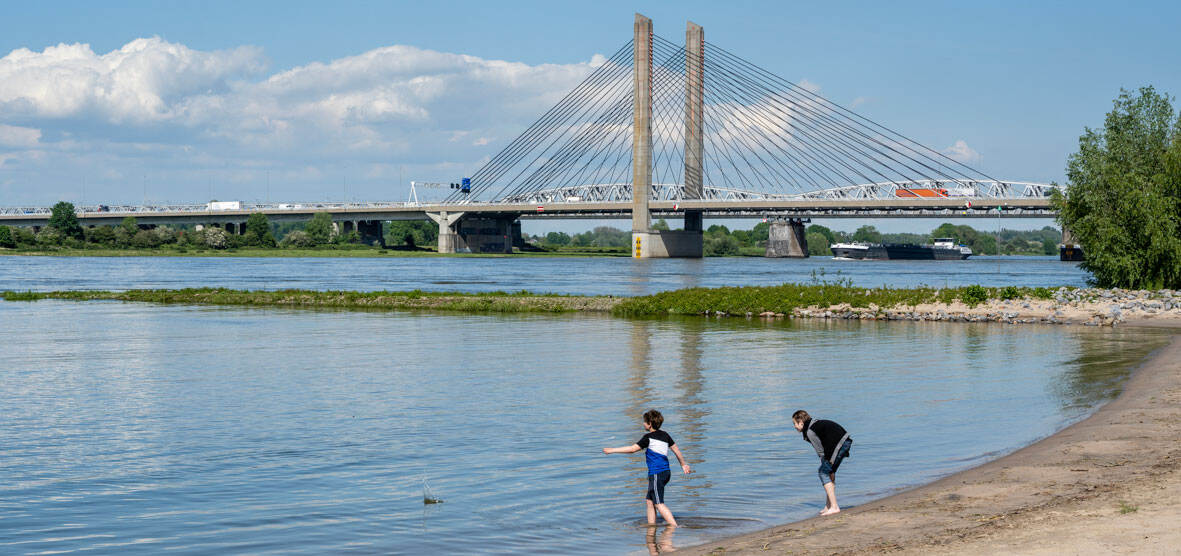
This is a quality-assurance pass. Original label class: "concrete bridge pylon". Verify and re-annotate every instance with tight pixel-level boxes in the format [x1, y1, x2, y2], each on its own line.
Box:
[631, 15, 704, 258]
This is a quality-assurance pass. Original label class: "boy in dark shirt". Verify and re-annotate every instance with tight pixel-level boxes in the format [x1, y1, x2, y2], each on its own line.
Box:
[603, 409, 692, 526]
[792, 409, 852, 516]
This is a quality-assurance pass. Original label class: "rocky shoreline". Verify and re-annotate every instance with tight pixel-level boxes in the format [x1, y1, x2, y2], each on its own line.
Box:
[736, 287, 1181, 326]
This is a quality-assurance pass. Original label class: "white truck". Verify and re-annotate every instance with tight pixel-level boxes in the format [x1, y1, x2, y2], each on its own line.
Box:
[207, 201, 242, 211]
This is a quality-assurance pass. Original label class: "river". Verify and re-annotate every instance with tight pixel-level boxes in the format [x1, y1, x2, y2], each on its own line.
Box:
[4, 254, 1153, 554]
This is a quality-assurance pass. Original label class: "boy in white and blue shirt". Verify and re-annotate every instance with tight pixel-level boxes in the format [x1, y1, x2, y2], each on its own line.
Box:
[603, 409, 692, 526]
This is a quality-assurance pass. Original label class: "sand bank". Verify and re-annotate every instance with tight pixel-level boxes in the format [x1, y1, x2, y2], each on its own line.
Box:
[687, 323, 1181, 555]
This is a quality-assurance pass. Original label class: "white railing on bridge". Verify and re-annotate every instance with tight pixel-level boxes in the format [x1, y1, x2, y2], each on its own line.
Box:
[499, 179, 1064, 204]
[0, 201, 425, 217]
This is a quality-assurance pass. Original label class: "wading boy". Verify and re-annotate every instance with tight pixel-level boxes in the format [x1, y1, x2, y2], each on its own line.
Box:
[603, 409, 692, 526]
[792, 409, 852, 516]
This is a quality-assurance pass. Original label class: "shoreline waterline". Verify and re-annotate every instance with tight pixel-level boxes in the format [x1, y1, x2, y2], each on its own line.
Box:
[4, 285, 1179, 326]
[685, 323, 1181, 554]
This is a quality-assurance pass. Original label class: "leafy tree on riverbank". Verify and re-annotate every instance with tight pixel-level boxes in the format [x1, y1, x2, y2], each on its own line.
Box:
[0, 225, 14, 248]
[1058, 86, 1181, 289]
[244, 213, 277, 247]
[305, 213, 334, 244]
[48, 202, 84, 240]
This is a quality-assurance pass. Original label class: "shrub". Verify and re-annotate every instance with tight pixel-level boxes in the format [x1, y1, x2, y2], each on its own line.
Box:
[280, 230, 316, 248]
[999, 286, 1021, 300]
[306, 213, 334, 245]
[961, 285, 989, 307]
[14, 227, 36, 246]
[202, 227, 228, 249]
[1031, 287, 1054, 300]
[245, 213, 276, 247]
[85, 226, 116, 246]
[131, 229, 162, 248]
[705, 235, 741, 256]
[0, 225, 14, 248]
[35, 226, 64, 246]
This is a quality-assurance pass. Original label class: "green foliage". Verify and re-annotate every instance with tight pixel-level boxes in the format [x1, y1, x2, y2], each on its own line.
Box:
[806, 224, 835, 244]
[48, 201, 84, 240]
[806, 232, 831, 255]
[851, 225, 881, 243]
[119, 216, 139, 236]
[305, 213, 334, 245]
[961, 284, 989, 307]
[131, 229, 162, 248]
[1031, 287, 1054, 300]
[542, 231, 572, 246]
[0, 290, 47, 301]
[1119, 502, 1138, 514]
[386, 221, 437, 247]
[570, 226, 630, 248]
[1058, 86, 1181, 289]
[651, 218, 671, 231]
[704, 235, 741, 256]
[14, 227, 36, 246]
[279, 230, 316, 248]
[337, 230, 361, 244]
[999, 286, 1021, 300]
[85, 226, 116, 246]
[245, 213, 277, 247]
[0, 225, 14, 248]
[36, 226, 64, 246]
[202, 227, 228, 249]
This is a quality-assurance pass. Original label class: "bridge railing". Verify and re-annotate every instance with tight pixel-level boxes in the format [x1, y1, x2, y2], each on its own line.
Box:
[0, 201, 427, 217]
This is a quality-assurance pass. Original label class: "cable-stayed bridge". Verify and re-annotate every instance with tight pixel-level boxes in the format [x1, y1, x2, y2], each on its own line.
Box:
[1, 14, 1061, 257]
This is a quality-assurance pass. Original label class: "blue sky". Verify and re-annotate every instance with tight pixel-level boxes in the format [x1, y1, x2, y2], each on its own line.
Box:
[2, 0, 1178, 234]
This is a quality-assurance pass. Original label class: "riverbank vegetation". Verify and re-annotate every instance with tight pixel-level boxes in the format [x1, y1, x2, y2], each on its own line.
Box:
[1056, 86, 1181, 289]
[3, 283, 1071, 316]
[5, 205, 1060, 258]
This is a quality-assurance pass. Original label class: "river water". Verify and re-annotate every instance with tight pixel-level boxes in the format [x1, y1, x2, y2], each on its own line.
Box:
[3, 255, 1157, 554]
[0, 254, 1087, 295]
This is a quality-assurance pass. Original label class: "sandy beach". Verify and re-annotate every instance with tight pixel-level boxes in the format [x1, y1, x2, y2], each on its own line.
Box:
[687, 321, 1181, 555]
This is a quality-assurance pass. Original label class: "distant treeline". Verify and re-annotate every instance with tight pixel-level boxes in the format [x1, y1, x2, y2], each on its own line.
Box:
[0, 202, 438, 251]
[526, 219, 1061, 256]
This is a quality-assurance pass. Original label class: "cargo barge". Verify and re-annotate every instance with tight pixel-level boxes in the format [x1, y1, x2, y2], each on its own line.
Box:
[830, 238, 972, 260]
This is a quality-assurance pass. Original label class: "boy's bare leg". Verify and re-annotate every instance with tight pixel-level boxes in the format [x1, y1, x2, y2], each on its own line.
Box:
[820, 476, 841, 515]
[655, 503, 678, 527]
[646, 499, 657, 525]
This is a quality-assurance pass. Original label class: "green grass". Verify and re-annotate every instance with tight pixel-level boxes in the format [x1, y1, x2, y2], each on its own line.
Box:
[0, 246, 629, 258]
[1119, 501, 1138, 514]
[3, 283, 1076, 318]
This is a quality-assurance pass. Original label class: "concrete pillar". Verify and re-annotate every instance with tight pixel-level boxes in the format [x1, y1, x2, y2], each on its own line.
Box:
[631, 13, 652, 234]
[683, 21, 705, 234]
[357, 220, 385, 247]
[342, 220, 355, 234]
[510, 220, 525, 249]
[427, 211, 465, 254]
[765, 218, 809, 258]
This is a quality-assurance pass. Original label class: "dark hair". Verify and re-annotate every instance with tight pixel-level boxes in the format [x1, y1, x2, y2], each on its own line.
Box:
[792, 409, 810, 424]
[643, 409, 664, 430]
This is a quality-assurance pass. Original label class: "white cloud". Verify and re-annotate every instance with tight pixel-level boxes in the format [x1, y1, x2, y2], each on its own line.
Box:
[942, 139, 981, 163]
[797, 78, 821, 94]
[850, 96, 869, 108]
[0, 37, 606, 203]
[0, 123, 41, 147]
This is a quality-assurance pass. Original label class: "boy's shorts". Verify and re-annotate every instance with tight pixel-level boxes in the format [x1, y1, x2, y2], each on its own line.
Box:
[646, 470, 671, 504]
[818, 438, 852, 485]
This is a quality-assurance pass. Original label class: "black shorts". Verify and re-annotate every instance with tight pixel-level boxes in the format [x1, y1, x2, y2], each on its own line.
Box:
[646, 470, 671, 504]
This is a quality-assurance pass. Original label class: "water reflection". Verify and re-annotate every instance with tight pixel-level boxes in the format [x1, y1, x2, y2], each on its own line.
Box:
[645, 525, 677, 554]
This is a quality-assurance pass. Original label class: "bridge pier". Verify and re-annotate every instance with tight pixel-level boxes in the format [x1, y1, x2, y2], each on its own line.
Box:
[765, 218, 809, 258]
[357, 220, 385, 247]
[427, 211, 464, 253]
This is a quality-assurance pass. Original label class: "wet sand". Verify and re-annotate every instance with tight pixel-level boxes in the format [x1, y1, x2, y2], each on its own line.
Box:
[687, 321, 1181, 555]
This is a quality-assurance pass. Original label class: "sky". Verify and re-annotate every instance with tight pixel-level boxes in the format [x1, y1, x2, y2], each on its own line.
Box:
[2, 0, 1179, 234]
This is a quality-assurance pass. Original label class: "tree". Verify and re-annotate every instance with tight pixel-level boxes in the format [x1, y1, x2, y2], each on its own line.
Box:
[544, 231, 571, 246]
[1058, 86, 1181, 289]
[306, 213, 334, 245]
[245, 213, 276, 247]
[851, 225, 881, 243]
[202, 227, 228, 249]
[0, 225, 14, 248]
[806, 231, 831, 255]
[806, 224, 836, 244]
[652, 218, 670, 231]
[704, 235, 741, 256]
[48, 201, 84, 240]
[119, 216, 139, 236]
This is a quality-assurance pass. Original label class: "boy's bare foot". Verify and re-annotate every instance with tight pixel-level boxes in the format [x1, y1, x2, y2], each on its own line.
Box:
[820, 507, 841, 516]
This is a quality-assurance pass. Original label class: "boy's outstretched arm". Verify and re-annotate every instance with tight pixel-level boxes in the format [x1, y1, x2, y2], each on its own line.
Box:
[602, 444, 641, 455]
[671, 445, 692, 474]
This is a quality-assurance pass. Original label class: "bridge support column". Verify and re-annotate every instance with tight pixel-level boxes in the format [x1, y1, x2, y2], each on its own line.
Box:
[631, 13, 652, 238]
[1059, 226, 1084, 261]
[427, 211, 465, 253]
[357, 220, 385, 247]
[456, 215, 516, 254]
[683, 20, 705, 236]
[766, 218, 809, 258]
